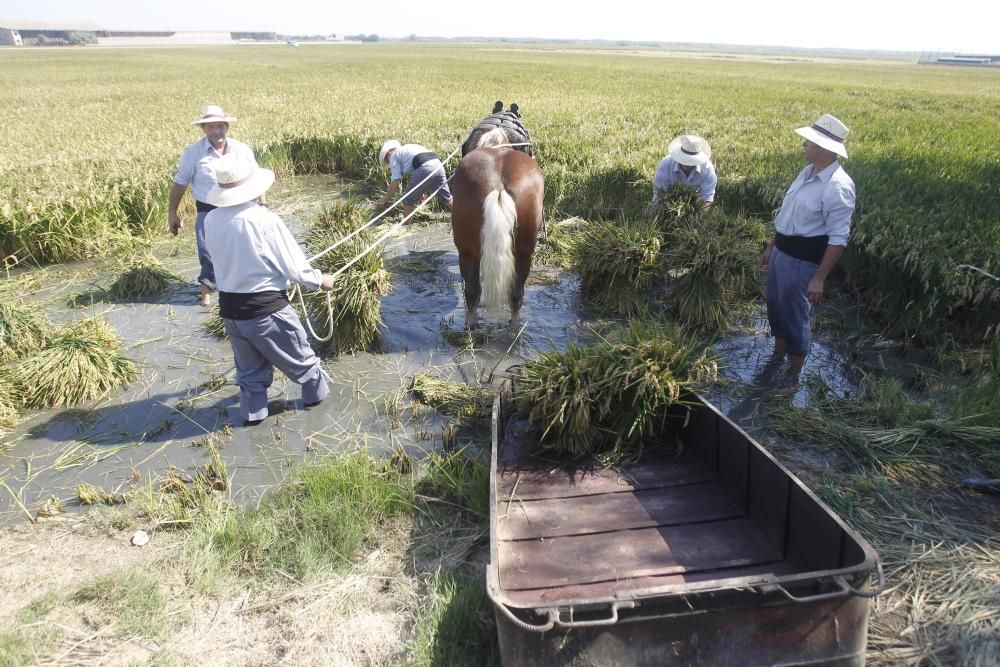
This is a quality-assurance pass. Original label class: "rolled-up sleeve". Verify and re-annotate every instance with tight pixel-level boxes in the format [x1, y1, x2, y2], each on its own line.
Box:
[174, 146, 195, 186]
[699, 166, 718, 203]
[823, 181, 855, 246]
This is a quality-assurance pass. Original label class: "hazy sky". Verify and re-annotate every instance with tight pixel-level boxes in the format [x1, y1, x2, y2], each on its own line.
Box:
[3, 0, 998, 53]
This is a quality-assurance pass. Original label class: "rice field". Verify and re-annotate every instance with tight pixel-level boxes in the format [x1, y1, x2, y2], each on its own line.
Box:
[1, 44, 997, 340]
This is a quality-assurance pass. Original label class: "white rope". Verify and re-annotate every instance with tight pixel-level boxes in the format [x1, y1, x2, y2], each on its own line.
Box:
[293, 139, 534, 343]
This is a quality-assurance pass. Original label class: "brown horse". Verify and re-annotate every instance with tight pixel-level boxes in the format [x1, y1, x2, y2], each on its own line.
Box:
[451, 128, 544, 328]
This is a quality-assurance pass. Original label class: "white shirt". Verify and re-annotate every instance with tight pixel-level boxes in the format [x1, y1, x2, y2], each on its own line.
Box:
[174, 137, 257, 203]
[652, 158, 718, 203]
[204, 202, 323, 293]
[388, 143, 432, 182]
[773, 162, 855, 247]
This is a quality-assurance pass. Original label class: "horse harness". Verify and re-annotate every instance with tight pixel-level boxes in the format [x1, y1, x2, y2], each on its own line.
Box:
[462, 109, 534, 158]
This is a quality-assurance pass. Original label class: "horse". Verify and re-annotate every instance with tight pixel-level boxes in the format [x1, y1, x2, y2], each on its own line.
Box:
[452, 103, 544, 329]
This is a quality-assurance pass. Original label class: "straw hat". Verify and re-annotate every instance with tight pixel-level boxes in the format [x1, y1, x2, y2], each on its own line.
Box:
[204, 154, 274, 208]
[192, 104, 237, 125]
[795, 114, 849, 159]
[668, 135, 712, 167]
[379, 139, 401, 166]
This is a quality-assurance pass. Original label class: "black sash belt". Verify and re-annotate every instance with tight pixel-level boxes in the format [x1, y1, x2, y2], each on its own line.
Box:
[196, 200, 217, 213]
[411, 152, 439, 169]
[775, 232, 829, 265]
[219, 290, 289, 320]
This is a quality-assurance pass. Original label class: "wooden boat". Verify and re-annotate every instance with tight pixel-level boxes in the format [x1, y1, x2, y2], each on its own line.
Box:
[488, 381, 882, 666]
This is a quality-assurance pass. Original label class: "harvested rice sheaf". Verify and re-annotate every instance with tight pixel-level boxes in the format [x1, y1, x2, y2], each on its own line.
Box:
[203, 312, 228, 339]
[301, 203, 392, 355]
[12, 317, 137, 408]
[0, 302, 51, 363]
[648, 183, 704, 229]
[407, 372, 492, 423]
[513, 323, 717, 462]
[107, 255, 184, 299]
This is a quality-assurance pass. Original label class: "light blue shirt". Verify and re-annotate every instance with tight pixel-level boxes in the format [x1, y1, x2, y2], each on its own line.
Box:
[174, 137, 257, 203]
[204, 202, 323, 293]
[652, 157, 718, 203]
[388, 143, 431, 182]
[773, 162, 855, 247]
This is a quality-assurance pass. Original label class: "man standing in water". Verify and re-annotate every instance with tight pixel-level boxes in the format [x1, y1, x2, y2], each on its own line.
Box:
[202, 153, 334, 426]
[168, 105, 262, 306]
[760, 114, 855, 382]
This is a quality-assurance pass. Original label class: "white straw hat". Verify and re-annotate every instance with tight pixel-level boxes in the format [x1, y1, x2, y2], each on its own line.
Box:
[379, 139, 401, 166]
[795, 114, 849, 159]
[668, 135, 712, 167]
[204, 154, 274, 207]
[192, 104, 237, 125]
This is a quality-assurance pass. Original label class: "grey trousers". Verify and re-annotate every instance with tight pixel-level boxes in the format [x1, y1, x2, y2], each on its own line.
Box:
[195, 210, 215, 288]
[766, 247, 816, 358]
[224, 305, 329, 421]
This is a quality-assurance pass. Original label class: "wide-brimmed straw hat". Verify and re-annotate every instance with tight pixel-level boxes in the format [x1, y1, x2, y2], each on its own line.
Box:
[795, 114, 849, 159]
[379, 139, 401, 166]
[668, 135, 712, 167]
[192, 104, 237, 125]
[204, 154, 274, 207]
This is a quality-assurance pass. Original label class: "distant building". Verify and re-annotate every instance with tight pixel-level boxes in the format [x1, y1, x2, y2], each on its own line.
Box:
[0, 19, 280, 47]
[0, 19, 100, 46]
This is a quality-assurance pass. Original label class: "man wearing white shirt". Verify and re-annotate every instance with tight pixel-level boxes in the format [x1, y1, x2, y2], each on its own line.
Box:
[760, 114, 856, 380]
[168, 105, 260, 306]
[203, 154, 334, 426]
[652, 135, 717, 206]
[376, 140, 453, 220]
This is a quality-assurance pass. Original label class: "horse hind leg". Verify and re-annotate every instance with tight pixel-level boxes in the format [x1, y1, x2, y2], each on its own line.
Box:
[459, 252, 481, 329]
[509, 250, 532, 325]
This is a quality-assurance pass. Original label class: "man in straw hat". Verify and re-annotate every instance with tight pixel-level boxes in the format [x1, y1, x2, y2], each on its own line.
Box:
[168, 105, 262, 306]
[760, 114, 856, 381]
[652, 134, 717, 206]
[377, 139, 453, 220]
[202, 153, 334, 426]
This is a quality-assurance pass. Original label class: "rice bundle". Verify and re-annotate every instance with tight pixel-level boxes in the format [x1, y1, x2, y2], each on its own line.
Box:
[302, 202, 392, 354]
[0, 372, 19, 436]
[572, 218, 665, 317]
[648, 183, 704, 229]
[407, 372, 492, 423]
[12, 317, 137, 408]
[107, 254, 183, 299]
[664, 212, 768, 331]
[512, 323, 717, 462]
[0, 302, 51, 363]
[203, 312, 228, 339]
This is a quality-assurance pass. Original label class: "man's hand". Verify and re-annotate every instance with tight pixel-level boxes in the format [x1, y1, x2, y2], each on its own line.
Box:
[320, 274, 335, 291]
[759, 246, 772, 272]
[168, 211, 183, 236]
[806, 276, 825, 302]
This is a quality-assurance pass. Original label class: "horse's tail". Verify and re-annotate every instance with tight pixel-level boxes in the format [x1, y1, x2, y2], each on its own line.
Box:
[479, 189, 517, 313]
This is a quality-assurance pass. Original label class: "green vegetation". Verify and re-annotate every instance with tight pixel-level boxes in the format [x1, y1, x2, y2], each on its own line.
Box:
[106, 253, 184, 299]
[72, 569, 166, 637]
[513, 323, 717, 461]
[407, 372, 492, 424]
[0, 45, 996, 341]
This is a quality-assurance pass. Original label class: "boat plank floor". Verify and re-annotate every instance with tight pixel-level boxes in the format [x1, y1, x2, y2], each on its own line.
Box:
[498, 449, 713, 500]
[499, 517, 781, 590]
[499, 480, 744, 540]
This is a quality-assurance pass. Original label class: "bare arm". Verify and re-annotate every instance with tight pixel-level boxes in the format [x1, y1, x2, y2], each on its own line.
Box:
[806, 245, 845, 301]
[167, 183, 187, 235]
[378, 180, 401, 209]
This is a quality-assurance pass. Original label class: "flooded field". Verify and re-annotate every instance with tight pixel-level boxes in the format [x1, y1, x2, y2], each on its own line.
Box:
[0, 175, 859, 523]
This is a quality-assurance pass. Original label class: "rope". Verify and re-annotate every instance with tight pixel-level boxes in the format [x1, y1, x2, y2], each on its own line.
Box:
[293, 140, 535, 343]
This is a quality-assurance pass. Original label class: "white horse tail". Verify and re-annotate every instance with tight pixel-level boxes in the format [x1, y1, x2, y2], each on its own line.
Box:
[475, 126, 509, 150]
[479, 188, 517, 313]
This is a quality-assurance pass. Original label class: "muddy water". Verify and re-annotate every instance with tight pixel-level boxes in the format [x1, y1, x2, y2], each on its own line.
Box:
[0, 175, 857, 522]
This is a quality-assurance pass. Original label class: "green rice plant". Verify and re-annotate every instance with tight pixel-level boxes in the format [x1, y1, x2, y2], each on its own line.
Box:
[418, 448, 491, 517]
[664, 211, 769, 331]
[106, 254, 184, 299]
[572, 218, 665, 317]
[301, 202, 392, 355]
[513, 322, 717, 461]
[0, 302, 51, 363]
[189, 448, 414, 583]
[407, 372, 492, 424]
[648, 183, 704, 230]
[11, 317, 137, 408]
[531, 217, 585, 268]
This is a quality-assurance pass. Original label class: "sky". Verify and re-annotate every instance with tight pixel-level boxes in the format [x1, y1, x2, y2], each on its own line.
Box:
[3, 0, 998, 53]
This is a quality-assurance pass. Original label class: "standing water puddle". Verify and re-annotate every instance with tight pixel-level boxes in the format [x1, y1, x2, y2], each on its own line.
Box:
[0, 175, 858, 522]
